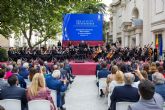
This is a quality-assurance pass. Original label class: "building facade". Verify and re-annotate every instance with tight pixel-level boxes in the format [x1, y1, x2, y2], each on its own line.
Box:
[110, 0, 165, 53]
[110, 0, 144, 48]
[0, 34, 10, 48]
[0, 32, 61, 48]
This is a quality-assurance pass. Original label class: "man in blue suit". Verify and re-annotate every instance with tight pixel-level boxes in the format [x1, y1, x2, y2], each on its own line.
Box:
[98, 62, 110, 79]
[110, 73, 140, 110]
[19, 62, 29, 79]
[98, 62, 110, 97]
[46, 70, 68, 110]
[96, 59, 103, 78]
[64, 60, 75, 80]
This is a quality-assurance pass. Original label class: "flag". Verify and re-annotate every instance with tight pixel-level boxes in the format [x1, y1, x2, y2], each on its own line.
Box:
[155, 34, 159, 49]
[158, 34, 163, 56]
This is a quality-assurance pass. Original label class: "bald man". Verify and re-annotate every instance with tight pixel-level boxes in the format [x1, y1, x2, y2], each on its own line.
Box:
[109, 73, 140, 110]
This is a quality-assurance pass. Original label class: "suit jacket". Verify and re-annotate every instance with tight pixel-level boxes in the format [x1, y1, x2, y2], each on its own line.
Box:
[64, 64, 72, 73]
[96, 64, 102, 77]
[60, 68, 68, 79]
[128, 93, 164, 110]
[0, 85, 27, 110]
[19, 67, 29, 79]
[98, 68, 110, 79]
[155, 84, 165, 101]
[46, 75, 67, 107]
[14, 73, 27, 88]
[110, 85, 140, 110]
[0, 79, 9, 91]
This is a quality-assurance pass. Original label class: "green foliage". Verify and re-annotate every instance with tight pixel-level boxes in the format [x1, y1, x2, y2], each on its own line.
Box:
[71, 1, 106, 14]
[0, 48, 8, 62]
[0, 0, 106, 48]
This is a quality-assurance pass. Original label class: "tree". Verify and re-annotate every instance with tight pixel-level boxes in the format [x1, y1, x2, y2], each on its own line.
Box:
[71, 1, 106, 14]
[0, 0, 71, 48]
[0, 0, 106, 48]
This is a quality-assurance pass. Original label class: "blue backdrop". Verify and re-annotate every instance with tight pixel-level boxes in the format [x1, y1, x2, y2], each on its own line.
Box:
[62, 14, 103, 41]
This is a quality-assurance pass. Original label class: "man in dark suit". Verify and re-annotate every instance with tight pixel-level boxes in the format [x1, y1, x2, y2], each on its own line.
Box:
[110, 73, 140, 110]
[0, 69, 9, 92]
[12, 67, 27, 88]
[0, 75, 27, 110]
[98, 61, 110, 97]
[60, 63, 73, 84]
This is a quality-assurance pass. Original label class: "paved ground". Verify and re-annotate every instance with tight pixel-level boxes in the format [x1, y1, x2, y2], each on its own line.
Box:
[65, 76, 108, 110]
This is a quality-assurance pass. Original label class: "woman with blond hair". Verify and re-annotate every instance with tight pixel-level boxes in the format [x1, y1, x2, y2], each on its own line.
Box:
[148, 62, 158, 81]
[108, 71, 125, 107]
[27, 73, 55, 110]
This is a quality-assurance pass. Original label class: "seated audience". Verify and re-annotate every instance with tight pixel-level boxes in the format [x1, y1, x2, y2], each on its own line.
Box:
[107, 65, 119, 84]
[40, 66, 48, 78]
[108, 70, 124, 95]
[44, 61, 51, 74]
[152, 72, 165, 100]
[29, 67, 37, 81]
[27, 73, 55, 110]
[110, 73, 140, 110]
[64, 60, 75, 80]
[108, 70, 124, 107]
[132, 70, 148, 88]
[19, 62, 29, 79]
[106, 65, 118, 96]
[46, 70, 68, 110]
[96, 59, 103, 77]
[128, 80, 164, 110]
[12, 67, 26, 88]
[0, 69, 9, 91]
[98, 62, 110, 79]
[0, 105, 5, 110]
[4, 65, 13, 79]
[60, 63, 68, 80]
[98, 62, 110, 96]
[0, 75, 27, 110]
[148, 62, 158, 81]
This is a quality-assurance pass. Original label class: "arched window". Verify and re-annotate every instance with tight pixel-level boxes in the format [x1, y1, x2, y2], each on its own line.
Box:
[132, 7, 139, 19]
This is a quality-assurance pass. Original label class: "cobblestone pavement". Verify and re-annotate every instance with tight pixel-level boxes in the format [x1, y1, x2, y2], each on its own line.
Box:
[65, 76, 108, 110]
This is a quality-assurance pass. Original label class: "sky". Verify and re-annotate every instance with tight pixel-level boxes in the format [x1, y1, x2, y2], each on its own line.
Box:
[102, 0, 112, 21]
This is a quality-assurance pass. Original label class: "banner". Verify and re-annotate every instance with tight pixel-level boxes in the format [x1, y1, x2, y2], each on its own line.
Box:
[62, 14, 103, 41]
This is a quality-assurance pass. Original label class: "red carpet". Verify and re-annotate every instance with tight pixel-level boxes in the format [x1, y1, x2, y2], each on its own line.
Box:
[70, 61, 98, 75]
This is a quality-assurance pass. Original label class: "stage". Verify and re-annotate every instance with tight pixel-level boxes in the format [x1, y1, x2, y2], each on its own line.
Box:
[0, 61, 98, 76]
[69, 61, 98, 75]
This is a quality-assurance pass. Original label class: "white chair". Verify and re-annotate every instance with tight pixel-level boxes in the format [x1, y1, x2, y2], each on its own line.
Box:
[163, 102, 165, 110]
[0, 99, 21, 110]
[96, 70, 99, 82]
[116, 102, 134, 110]
[28, 100, 51, 110]
[98, 78, 107, 95]
[50, 90, 57, 109]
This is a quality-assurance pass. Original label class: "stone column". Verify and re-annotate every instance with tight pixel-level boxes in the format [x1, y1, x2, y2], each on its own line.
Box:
[136, 33, 140, 47]
[124, 32, 129, 47]
[121, 32, 125, 47]
[135, 28, 142, 47]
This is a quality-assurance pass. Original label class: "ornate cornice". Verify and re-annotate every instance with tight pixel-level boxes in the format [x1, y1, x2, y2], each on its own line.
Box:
[111, 0, 121, 6]
[151, 20, 165, 27]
